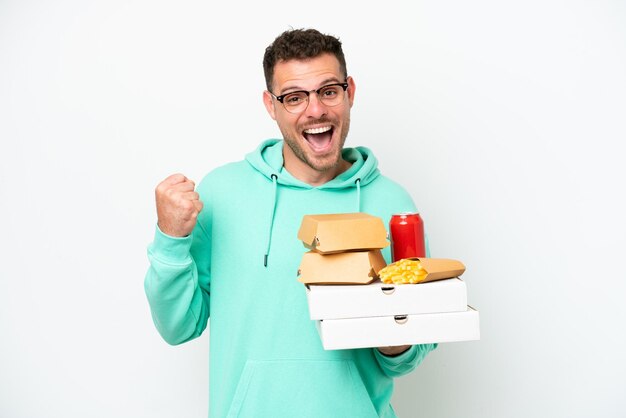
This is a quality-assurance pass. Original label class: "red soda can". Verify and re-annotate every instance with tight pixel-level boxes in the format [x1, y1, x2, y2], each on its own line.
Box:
[389, 212, 426, 262]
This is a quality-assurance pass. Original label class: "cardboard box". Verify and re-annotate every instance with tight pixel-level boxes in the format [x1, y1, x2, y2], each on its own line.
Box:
[315, 306, 480, 350]
[297, 213, 389, 253]
[382, 258, 466, 284]
[305, 278, 467, 320]
[298, 250, 386, 285]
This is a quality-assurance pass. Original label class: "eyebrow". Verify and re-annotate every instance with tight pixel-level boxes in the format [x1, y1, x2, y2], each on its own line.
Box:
[279, 77, 343, 95]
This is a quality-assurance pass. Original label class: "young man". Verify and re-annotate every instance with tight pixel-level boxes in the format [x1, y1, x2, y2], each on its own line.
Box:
[145, 28, 436, 417]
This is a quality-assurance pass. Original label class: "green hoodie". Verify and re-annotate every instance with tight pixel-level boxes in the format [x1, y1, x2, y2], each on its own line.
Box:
[145, 139, 436, 418]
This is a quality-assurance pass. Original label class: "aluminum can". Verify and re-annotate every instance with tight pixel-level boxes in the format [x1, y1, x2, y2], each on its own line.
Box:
[389, 212, 426, 262]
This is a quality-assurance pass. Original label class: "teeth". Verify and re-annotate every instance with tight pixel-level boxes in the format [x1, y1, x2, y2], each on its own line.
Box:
[304, 126, 332, 134]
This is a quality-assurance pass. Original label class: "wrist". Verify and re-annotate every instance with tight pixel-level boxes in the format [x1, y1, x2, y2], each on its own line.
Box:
[377, 345, 412, 357]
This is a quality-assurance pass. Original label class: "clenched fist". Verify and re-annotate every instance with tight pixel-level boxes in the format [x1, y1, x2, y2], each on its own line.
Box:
[155, 173, 203, 237]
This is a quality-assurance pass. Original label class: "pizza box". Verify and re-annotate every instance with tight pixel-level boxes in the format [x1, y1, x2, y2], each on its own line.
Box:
[315, 306, 480, 350]
[305, 278, 467, 320]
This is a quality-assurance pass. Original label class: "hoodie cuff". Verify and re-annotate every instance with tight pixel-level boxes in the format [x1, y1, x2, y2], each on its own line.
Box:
[373, 343, 437, 378]
[375, 345, 419, 365]
[148, 224, 193, 263]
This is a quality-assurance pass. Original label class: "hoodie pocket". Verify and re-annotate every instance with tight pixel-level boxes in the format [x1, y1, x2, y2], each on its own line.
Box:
[226, 359, 380, 418]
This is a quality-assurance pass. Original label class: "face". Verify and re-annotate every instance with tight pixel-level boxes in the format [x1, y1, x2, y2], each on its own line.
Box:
[263, 53, 356, 182]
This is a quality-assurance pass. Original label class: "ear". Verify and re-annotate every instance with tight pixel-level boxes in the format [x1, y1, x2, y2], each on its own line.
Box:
[263, 91, 277, 120]
[346, 76, 356, 107]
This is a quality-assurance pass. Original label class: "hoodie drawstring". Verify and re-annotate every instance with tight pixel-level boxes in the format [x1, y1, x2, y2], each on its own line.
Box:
[264, 174, 278, 267]
[355, 178, 361, 212]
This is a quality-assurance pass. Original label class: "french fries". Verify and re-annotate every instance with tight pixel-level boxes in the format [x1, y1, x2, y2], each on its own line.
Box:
[378, 258, 428, 284]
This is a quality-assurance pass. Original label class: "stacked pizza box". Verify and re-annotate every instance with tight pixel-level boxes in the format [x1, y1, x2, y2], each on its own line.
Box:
[297, 212, 480, 350]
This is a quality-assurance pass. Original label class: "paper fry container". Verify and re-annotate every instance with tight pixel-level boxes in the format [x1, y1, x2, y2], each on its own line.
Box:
[406, 257, 466, 283]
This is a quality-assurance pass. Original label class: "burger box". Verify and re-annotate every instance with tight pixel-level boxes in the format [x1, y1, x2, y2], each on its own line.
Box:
[297, 212, 389, 253]
[315, 306, 480, 350]
[297, 250, 386, 285]
[304, 277, 468, 320]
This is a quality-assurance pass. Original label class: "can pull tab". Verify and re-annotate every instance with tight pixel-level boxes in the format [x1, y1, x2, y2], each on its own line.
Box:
[394, 315, 408, 325]
[381, 286, 395, 295]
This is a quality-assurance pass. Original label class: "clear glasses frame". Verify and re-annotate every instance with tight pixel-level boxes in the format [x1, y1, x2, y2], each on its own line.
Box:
[269, 82, 349, 114]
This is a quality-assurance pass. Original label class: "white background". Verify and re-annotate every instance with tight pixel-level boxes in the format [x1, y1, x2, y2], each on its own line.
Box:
[1, 1, 625, 417]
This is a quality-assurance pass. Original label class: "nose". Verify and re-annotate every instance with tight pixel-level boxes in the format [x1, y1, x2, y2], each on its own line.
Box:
[304, 91, 327, 118]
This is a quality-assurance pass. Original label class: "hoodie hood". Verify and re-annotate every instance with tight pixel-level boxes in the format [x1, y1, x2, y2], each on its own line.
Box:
[245, 139, 381, 267]
[245, 139, 381, 189]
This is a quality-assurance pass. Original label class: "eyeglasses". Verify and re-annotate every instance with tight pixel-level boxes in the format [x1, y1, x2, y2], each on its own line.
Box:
[269, 82, 349, 114]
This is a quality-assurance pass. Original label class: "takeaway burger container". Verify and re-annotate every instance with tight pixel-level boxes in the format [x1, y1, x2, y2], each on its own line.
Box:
[297, 213, 390, 254]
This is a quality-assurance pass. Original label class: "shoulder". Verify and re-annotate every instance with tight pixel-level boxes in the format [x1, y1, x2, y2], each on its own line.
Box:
[368, 174, 413, 198]
[196, 160, 251, 194]
[363, 174, 418, 214]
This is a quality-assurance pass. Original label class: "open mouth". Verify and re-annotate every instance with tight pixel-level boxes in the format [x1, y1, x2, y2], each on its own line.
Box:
[303, 125, 334, 152]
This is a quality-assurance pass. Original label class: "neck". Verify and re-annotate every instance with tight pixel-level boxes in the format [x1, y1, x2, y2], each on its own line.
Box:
[284, 157, 351, 186]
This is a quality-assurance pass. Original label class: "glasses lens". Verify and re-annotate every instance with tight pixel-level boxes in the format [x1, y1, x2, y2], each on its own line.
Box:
[318, 85, 344, 106]
[282, 92, 308, 113]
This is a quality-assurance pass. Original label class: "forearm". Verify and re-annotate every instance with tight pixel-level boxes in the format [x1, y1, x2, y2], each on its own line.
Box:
[144, 227, 210, 345]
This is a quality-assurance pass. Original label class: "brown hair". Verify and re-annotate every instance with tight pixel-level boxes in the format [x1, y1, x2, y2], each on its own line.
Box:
[263, 28, 347, 91]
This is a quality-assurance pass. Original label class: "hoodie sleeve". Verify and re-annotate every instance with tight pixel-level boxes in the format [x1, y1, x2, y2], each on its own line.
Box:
[144, 208, 212, 346]
[373, 343, 437, 378]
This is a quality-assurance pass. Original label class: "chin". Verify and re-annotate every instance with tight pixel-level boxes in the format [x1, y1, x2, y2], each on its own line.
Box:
[307, 152, 342, 173]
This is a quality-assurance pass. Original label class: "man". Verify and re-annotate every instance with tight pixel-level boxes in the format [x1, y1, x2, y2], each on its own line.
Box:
[145, 28, 436, 418]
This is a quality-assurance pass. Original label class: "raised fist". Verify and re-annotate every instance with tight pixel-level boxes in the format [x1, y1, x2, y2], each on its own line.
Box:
[155, 173, 203, 237]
